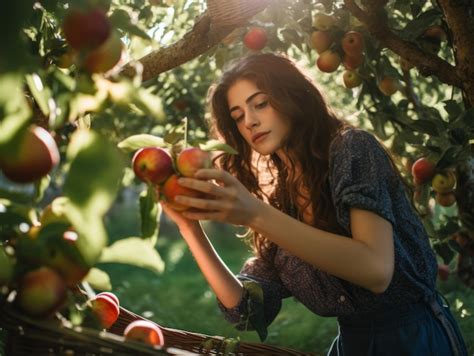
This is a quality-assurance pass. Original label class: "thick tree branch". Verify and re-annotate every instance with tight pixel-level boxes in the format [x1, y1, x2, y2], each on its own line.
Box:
[437, 0, 474, 107]
[119, 12, 233, 82]
[344, 0, 462, 89]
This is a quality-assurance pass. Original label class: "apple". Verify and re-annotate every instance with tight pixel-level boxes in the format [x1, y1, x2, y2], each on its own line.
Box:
[0, 126, 60, 184]
[437, 264, 450, 281]
[423, 25, 447, 42]
[343, 53, 364, 70]
[435, 192, 456, 207]
[411, 157, 435, 184]
[162, 174, 204, 211]
[341, 31, 364, 56]
[342, 70, 362, 88]
[312, 13, 336, 31]
[317, 50, 341, 73]
[43, 230, 90, 287]
[377, 76, 400, 96]
[431, 171, 456, 193]
[124, 320, 165, 346]
[90, 294, 120, 329]
[243, 27, 267, 51]
[57, 49, 77, 69]
[83, 31, 123, 73]
[63, 7, 111, 50]
[176, 147, 212, 177]
[132, 147, 174, 185]
[17, 266, 67, 318]
[97, 292, 120, 308]
[310, 31, 333, 54]
[0, 245, 14, 287]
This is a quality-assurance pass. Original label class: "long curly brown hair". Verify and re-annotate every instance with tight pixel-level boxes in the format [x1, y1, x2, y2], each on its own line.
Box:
[207, 53, 355, 260]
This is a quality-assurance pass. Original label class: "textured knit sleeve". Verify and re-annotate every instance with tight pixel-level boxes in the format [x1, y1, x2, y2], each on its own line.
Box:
[329, 129, 398, 234]
[217, 255, 291, 339]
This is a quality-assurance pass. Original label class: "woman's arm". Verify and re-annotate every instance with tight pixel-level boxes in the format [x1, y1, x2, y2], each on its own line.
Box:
[161, 204, 244, 308]
[175, 169, 394, 294]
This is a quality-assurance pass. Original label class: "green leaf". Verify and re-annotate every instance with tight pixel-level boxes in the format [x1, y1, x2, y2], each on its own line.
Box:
[99, 237, 165, 274]
[401, 9, 441, 40]
[410, 119, 439, 136]
[139, 185, 161, 244]
[199, 140, 238, 155]
[117, 134, 166, 153]
[443, 100, 463, 120]
[63, 129, 126, 265]
[84, 267, 112, 291]
[241, 280, 267, 341]
[25, 73, 51, 117]
[433, 241, 455, 265]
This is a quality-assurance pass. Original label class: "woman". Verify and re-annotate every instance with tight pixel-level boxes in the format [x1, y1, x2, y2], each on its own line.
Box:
[161, 53, 467, 355]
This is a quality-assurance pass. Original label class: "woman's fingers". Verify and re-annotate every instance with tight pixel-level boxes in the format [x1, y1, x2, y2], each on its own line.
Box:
[194, 168, 235, 185]
[175, 194, 226, 211]
[178, 176, 235, 199]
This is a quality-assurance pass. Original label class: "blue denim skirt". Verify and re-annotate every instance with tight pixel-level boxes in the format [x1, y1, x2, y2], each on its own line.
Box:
[327, 293, 468, 356]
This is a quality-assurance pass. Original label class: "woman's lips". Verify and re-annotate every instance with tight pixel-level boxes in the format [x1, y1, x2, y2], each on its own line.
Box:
[252, 132, 269, 143]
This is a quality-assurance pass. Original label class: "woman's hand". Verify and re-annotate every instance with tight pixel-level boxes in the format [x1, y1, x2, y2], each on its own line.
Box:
[160, 201, 201, 234]
[173, 168, 263, 227]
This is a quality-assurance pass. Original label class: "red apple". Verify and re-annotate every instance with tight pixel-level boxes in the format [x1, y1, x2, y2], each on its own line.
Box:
[343, 53, 364, 70]
[342, 70, 362, 89]
[132, 147, 174, 185]
[17, 266, 67, 317]
[317, 50, 341, 73]
[435, 192, 456, 207]
[124, 320, 165, 346]
[0, 126, 60, 184]
[310, 31, 333, 54]
[176, 147, 212, 177]
[243, 27, 267, 51]
[97, 292, 120, 308]
[83, 31, 123, 73]
[63, 7, 111, 51]
[341, 31, 364, 56]
[411, 157, 435, 185]
[90, 294, 120, 329]
[378, 76, 400, 96]
[162, 174, 204, 211]
[437, 264, 450, 281]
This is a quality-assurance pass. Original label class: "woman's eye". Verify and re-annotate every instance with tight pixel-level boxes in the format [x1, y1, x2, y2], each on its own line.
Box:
[255, 101, 268, 109]
[233, 114, 244, 122]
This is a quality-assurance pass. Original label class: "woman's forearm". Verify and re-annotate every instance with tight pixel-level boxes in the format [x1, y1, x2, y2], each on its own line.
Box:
[249, 201, 393, 294]
[178, 224, 244, 308]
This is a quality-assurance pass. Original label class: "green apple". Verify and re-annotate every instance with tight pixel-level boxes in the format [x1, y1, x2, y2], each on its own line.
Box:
[342, 70, 362, 88]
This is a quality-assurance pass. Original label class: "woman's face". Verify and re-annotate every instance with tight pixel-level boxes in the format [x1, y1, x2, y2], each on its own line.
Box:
[226, 79, 290, 156]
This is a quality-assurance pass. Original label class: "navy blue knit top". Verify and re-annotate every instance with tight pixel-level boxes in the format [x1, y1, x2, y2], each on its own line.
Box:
[218, 128, 438, 330]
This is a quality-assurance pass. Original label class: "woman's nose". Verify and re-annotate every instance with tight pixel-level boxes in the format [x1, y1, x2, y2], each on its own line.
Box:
[244, 111, 259, 129]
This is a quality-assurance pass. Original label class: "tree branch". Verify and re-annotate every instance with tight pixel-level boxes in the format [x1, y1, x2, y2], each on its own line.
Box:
[344, 0, 462, 89]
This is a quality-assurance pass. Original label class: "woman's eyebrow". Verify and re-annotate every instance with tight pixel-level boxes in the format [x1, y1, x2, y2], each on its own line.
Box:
[229, 91, 265, 113]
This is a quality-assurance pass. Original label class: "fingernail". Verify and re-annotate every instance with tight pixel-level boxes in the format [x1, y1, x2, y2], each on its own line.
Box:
[178, 178, 185, 184]
[175, 195, 183, 202]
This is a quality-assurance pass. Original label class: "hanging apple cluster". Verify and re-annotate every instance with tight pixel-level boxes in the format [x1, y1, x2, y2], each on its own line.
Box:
[132, 146, 212, 211]
[61, 4, 124, 73]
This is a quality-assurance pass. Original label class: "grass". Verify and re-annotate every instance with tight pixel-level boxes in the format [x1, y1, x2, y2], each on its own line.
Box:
[102, 190, 474, 354]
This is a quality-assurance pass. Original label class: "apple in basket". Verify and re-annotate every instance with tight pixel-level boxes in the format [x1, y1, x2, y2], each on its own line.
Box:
[124, 320, 165, 346]
[90, 293, 120, 329]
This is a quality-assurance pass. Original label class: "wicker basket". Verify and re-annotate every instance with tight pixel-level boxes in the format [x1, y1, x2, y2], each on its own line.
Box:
[0, 298, 314, 355]
[207, 0, 272, 28]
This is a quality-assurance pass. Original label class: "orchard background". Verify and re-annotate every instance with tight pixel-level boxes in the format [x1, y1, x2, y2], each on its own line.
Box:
[0, 0, 473, 354]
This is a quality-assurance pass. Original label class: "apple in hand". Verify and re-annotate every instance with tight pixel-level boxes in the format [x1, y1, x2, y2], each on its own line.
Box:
[162, 174, 204, 211]
[317, 50, 341, 73]
[341, 31, 364, 56]
[243, 27, 267, 51]
[310, 31, 333, 54]
[342, 70, 362, 89]
[63, 7, 111, 50]
[378, 76, 400, 96]
[0, 126, 60, 184]
[17, 266, 67, 318]
[132, 147, 174, 185]
[176, 147, 212, 177]
[90, 294, 120, 329]
[124, 320, 165, 346]
[411, 157, 435, 185]
[431, 171, 456, 193]
[84, 31, 123, 73]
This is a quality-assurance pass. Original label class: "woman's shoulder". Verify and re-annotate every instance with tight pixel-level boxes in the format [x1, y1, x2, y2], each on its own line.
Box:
[329, 127, 385, 161]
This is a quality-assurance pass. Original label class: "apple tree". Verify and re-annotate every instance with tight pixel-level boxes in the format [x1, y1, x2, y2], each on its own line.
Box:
[0, 0, 473, 334]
